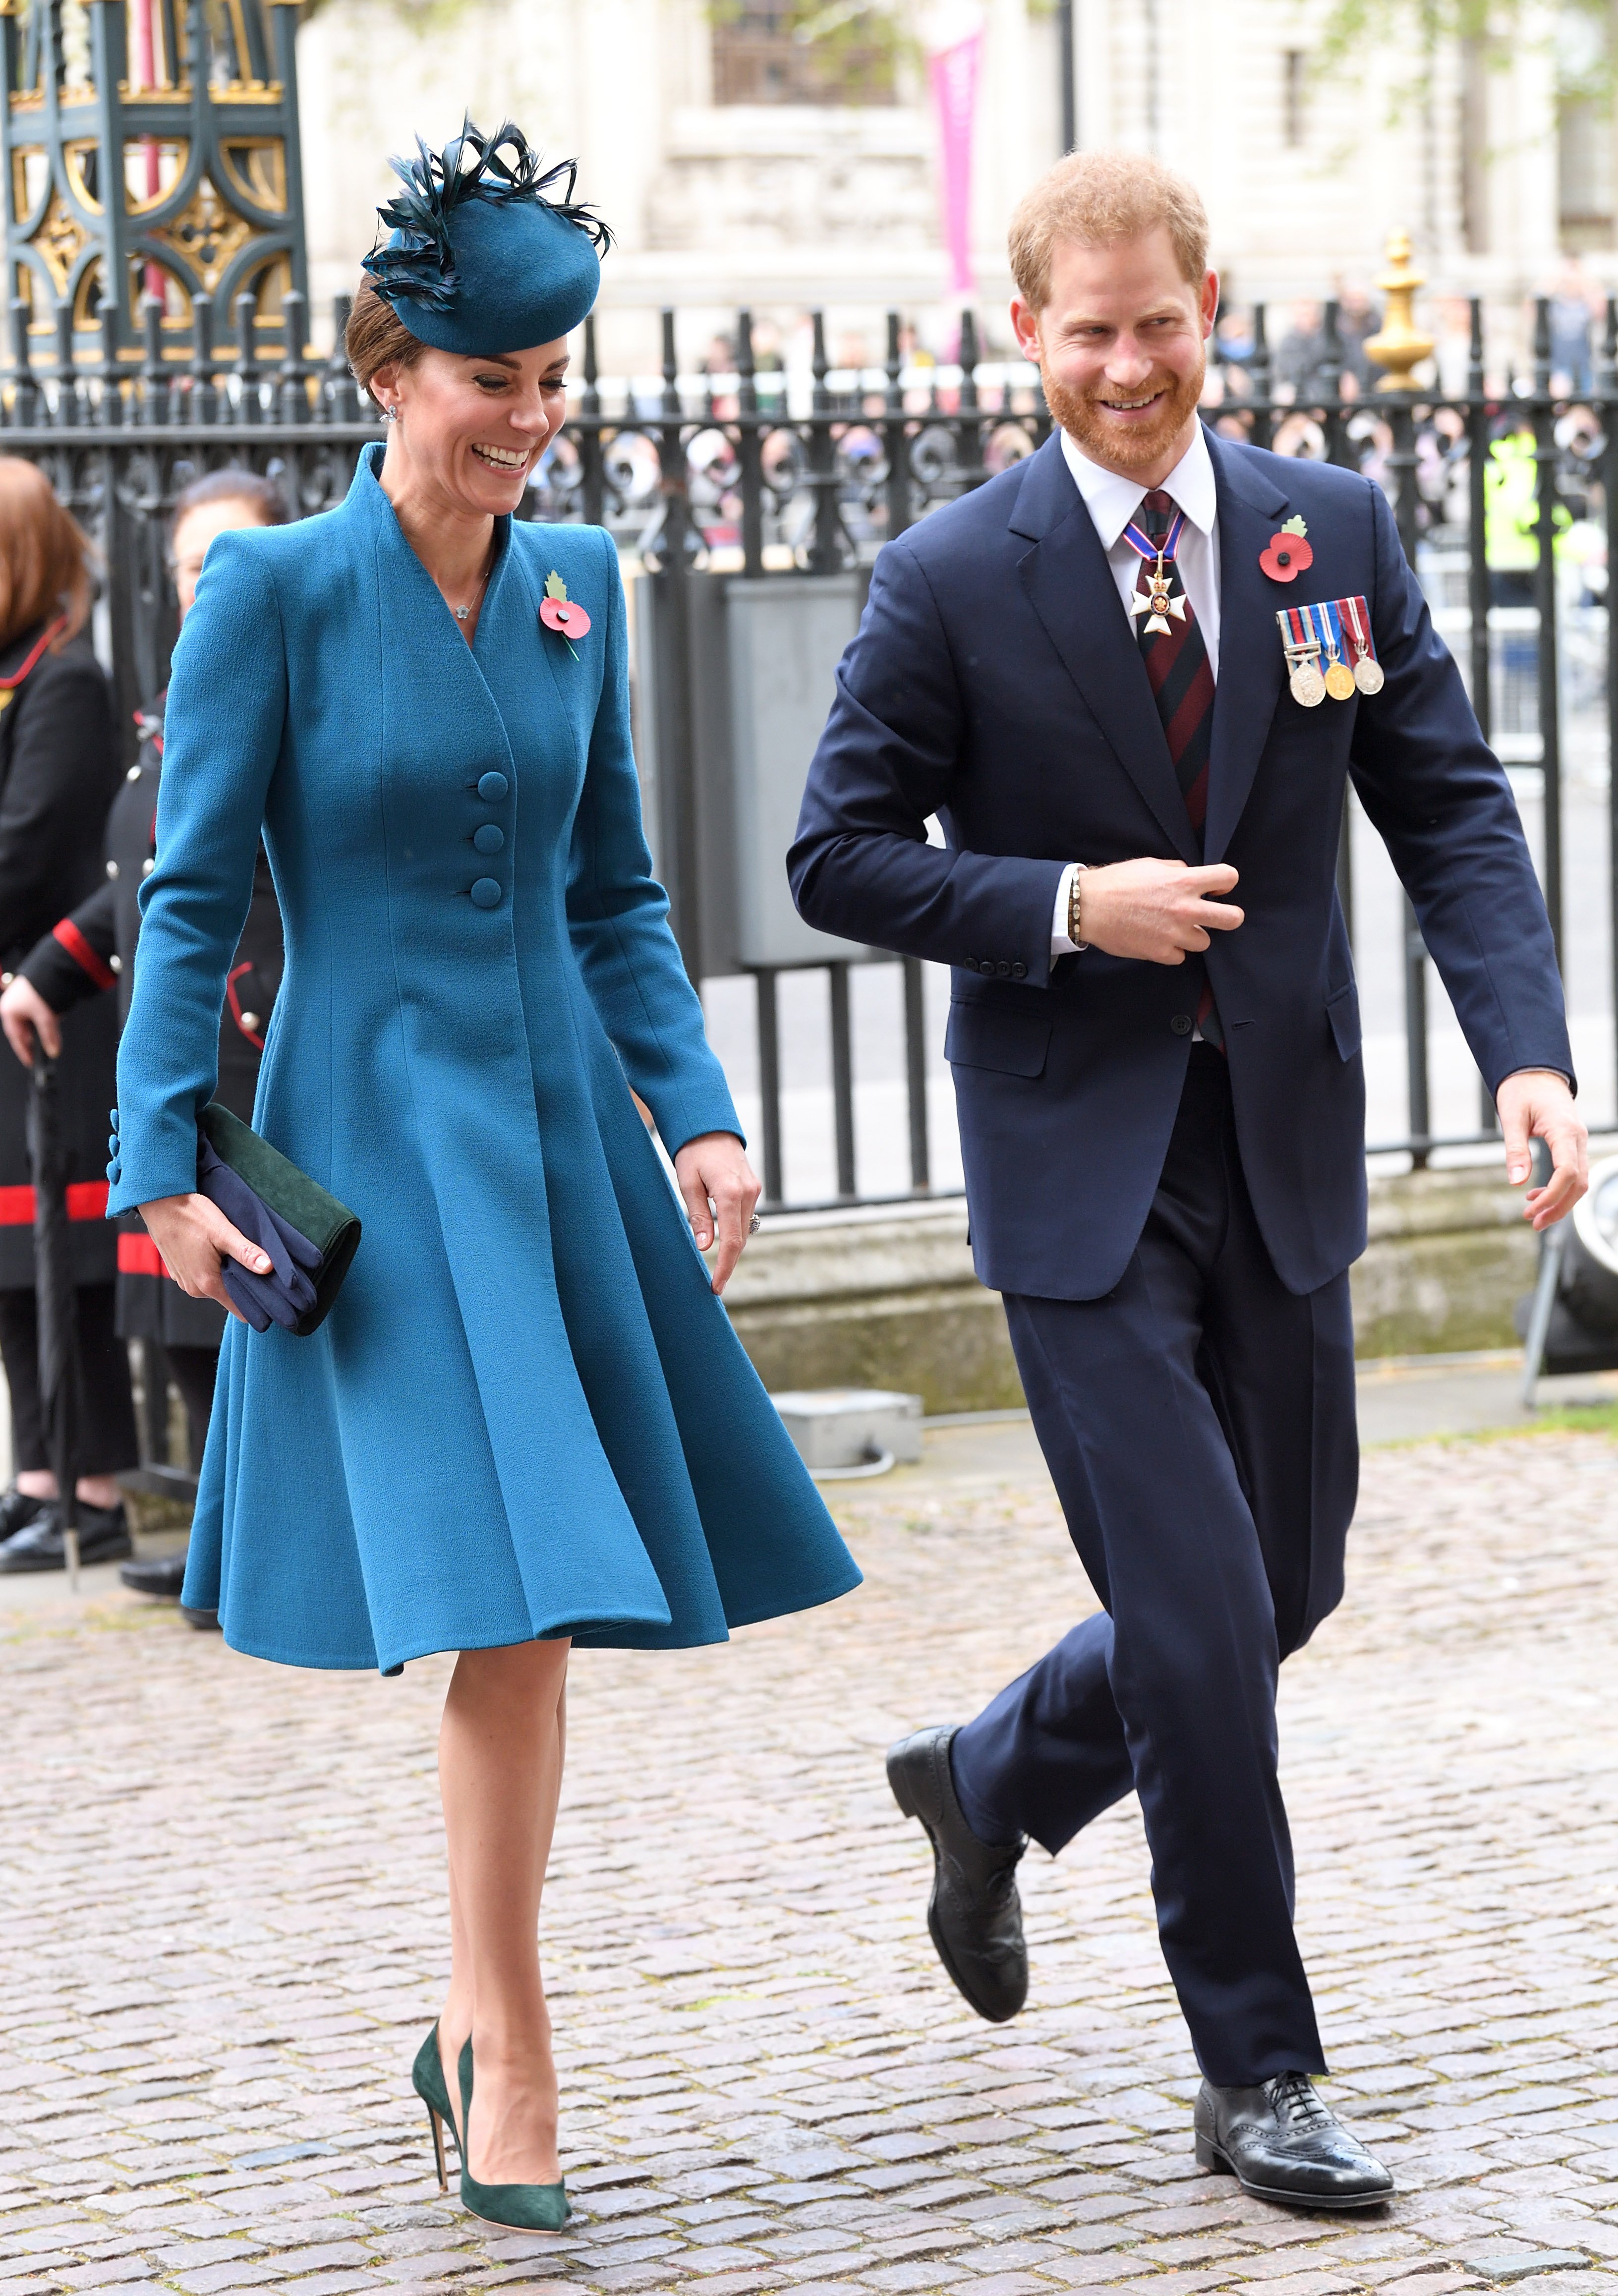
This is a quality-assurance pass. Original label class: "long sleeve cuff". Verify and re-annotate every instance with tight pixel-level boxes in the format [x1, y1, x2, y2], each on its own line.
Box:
[1051, 863, 1081, 963]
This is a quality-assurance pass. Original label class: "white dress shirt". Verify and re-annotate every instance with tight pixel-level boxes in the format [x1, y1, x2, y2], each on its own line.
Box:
[1050, 424, 1222, 958]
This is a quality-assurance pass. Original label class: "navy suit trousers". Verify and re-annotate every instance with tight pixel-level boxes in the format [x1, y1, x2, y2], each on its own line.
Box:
[949, 1046, 1358, 2086]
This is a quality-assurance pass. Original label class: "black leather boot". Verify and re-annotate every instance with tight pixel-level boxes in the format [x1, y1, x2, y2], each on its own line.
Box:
[886, 1724, 1028, 2022]
[1195, 2072, 1395, 2208]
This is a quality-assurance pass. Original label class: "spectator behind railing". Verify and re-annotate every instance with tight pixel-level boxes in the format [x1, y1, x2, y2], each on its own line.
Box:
[0, 466, 289, 1613]
[0, 458, 135, 1574]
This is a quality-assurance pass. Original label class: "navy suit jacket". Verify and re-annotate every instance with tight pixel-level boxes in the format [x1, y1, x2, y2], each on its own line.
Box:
[789, 424, 1573, 1301]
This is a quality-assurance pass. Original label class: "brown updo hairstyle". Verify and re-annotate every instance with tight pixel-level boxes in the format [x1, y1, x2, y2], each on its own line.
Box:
[0, 457, 93, 651]
[345, 279, 426, 398]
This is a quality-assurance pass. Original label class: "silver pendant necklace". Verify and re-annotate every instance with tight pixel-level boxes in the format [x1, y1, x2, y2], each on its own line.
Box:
[451, 556, 495, 624]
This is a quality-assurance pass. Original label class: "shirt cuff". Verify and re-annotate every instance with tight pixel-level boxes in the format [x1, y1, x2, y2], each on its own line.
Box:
[1051, 863, 1081, 959]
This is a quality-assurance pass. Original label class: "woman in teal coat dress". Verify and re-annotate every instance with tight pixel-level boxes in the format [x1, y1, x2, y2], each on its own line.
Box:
[108, 123, 859, 2229]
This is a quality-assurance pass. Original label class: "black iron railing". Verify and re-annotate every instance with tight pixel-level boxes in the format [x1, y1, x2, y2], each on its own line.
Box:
[0, 286, 1609, 1203]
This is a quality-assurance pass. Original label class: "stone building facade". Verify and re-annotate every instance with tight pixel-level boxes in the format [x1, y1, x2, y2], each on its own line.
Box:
[294, 0, 1591, 375]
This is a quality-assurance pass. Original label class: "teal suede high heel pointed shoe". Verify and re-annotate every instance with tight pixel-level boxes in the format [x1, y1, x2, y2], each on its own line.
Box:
[411, 2021, 462, 2194]
[457, 2038, 570, 2231]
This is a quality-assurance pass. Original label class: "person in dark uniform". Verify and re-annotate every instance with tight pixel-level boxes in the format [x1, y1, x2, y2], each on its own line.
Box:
[0, 459, 136, 1568]
[0, 469, 287, 1595]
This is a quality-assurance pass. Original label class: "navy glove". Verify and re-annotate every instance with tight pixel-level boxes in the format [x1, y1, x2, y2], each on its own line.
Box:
[197, 1135, 322, 1333]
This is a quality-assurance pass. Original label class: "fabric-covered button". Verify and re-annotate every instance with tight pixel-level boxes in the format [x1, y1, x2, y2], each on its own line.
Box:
[108, 1134, 119, 1156]
[1011, 961, 1027, 980]
[1170, 1012, 1193, 1035]
[109, 1108, 117, 1128]
[107, 1160, 119, 1182]
[469, 877, 502, 909]
[473, 823, 505, 856]
[477, 771, 509, 802]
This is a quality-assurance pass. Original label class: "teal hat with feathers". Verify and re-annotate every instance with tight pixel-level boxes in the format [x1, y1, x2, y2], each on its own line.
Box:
[362, 118, 609, 356]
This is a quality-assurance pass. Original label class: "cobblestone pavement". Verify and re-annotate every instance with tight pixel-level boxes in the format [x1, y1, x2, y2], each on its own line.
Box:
[7, 1425, 1618, 2296]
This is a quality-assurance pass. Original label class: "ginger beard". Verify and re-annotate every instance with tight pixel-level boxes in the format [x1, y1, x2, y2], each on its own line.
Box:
[1040, 340, 1207, 474]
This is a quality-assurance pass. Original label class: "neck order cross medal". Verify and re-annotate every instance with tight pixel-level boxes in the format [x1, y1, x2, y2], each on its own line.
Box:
[1122, 504, 1189, 637]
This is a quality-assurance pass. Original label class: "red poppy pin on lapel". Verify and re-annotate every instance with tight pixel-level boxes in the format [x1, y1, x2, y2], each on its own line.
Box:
[540, 570, 591, 659]
[1260, 515, 1313, 583]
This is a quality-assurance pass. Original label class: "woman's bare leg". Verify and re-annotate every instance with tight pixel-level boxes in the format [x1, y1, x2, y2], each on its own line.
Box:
[437, 1638, 570, 2184]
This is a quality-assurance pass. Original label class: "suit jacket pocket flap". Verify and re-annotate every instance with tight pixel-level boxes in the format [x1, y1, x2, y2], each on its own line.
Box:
[1326, 979, 1361, 1061]
[945, 1002, 1052, 1078]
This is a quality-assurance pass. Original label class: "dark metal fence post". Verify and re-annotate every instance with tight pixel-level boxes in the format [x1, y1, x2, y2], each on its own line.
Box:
[235, 291, 261, 425]
[903, 954, 930, 1192]
[1386, 393, 1430, 1162]
[279, 288, 308, 425]
[1319, 299, 1345, 467]
[579, 313, 605, 531]
[654, 308, 700, 974]
[1248, 304, 1272, 452]
[1467, 296, 1492, 738]
[192, 290, 220, 425]
[1604, 294, 1618, 1119]
[807, 311, 841, 574]
[955, 307, 985, 490]
[1404, 895, 1431, 1161]
[8, 300, 37, 429]
[884, 309, 911, 542]
[735, 309, 764, 578]
[754, 968, 784, 1207]
[139, 293, 167, 426]
[1531, 293, 1563, 959]
[1469, 296, 1499, 1133]
[827, 961, 856, 1199]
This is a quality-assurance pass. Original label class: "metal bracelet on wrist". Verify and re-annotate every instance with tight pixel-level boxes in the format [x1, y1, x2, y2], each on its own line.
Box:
[1069, 863, 1091, 953]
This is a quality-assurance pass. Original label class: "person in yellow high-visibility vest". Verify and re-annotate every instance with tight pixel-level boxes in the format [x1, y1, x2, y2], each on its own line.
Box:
[1486, 421, 1569, 603]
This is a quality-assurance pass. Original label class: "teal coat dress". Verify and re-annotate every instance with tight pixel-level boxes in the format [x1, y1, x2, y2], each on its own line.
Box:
[107, 445, 860, 1672]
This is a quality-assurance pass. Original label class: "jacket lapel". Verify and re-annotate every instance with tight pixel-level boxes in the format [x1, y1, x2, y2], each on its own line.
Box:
[1202, 428, 1290, 863]
[1010, 434, 1199, 865]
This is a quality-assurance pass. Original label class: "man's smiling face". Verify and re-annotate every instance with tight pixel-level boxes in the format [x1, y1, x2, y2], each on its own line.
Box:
[1012, 226, 1217, 485]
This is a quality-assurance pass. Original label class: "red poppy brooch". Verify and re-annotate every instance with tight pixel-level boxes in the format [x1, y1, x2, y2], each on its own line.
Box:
[1260, 516, 1313, 583]
[540, 570, 591, 659]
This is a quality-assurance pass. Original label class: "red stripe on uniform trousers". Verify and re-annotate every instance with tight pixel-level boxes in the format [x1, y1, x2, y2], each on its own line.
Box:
[0, 1182, 111, 1224]
[117, 1231, 171, 1279]
[52, 917, 116, 990]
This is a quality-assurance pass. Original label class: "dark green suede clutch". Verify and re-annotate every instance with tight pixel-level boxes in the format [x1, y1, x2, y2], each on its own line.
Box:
[199, 1102, 362, 1336]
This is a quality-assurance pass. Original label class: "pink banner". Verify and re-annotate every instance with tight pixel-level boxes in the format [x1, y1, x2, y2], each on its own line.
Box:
[929, 30, 983, 300]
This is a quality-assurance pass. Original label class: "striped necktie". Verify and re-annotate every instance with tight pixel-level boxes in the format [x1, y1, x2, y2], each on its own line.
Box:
[1134, 488, 1215, 835]
[1134, 488, 1222, 1047]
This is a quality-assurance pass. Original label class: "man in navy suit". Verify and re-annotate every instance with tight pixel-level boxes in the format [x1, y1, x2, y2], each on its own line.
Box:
[790, 151, 1586, 2209]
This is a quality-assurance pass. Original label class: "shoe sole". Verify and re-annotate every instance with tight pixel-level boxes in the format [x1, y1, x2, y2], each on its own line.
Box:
[887, 1737, 1022, 2026]
[0, 1544, 133, 1574]
[1195, 2132, 1394, 2209]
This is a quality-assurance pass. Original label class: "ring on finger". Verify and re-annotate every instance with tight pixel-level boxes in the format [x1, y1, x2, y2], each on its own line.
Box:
[748, 1211, 761, 1235]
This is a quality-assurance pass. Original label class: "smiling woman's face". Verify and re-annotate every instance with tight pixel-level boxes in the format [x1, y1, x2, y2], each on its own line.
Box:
[369, 339, 570, 518]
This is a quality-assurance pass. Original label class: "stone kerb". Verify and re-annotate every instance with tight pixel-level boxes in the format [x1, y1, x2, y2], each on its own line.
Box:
[723, 1166, 1546, 1413]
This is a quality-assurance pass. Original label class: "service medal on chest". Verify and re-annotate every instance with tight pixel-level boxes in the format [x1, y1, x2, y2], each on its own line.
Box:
[1289, 658, 1327, 707]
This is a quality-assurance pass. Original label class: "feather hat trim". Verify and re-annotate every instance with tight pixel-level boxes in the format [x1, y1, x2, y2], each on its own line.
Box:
[362, 117, 612, 317]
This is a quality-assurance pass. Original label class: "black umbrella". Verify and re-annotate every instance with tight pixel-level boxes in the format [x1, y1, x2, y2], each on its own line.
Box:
[27, 1055, 79, 1588]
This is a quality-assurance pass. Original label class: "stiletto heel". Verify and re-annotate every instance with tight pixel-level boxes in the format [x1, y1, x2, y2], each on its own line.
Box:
[457, 2038, 570, 2231]
[411, 2021, 462, 2192]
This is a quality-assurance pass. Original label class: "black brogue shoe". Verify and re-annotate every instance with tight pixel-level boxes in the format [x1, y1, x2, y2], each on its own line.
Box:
[886, 1723, 1028, 2022]
[1195, 2071, 1395, 2209]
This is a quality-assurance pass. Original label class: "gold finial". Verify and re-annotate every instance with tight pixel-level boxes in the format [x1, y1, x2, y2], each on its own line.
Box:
[1363, 228, 1435, 393]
